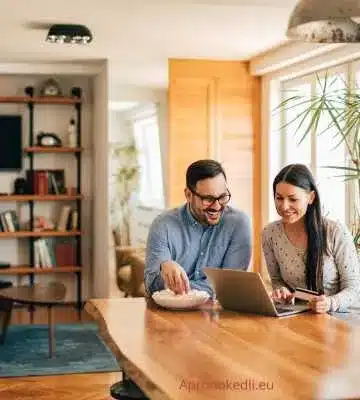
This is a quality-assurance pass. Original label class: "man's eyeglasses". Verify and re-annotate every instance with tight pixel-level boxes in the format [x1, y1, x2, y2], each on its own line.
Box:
[189, 188, 231, 207]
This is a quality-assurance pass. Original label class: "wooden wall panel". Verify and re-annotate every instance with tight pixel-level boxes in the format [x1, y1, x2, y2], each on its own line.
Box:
[216, 81, 254, 219]
[168, 77, 214, 206]
[168, 59, 261, 271]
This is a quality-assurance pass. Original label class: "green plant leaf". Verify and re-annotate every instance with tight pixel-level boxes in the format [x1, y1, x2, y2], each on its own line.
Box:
[276, 71, 360, 242]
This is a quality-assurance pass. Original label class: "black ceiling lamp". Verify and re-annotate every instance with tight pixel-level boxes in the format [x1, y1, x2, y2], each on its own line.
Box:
[287, 0, 360, 42]
[46, 24, 93, 44]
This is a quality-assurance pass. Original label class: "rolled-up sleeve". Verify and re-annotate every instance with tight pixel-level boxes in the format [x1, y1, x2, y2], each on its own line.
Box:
[144, 216, 172, 295]
[222, 212, 252, 270]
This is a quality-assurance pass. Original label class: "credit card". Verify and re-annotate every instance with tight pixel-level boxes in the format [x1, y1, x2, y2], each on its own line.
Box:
[294, 287, 320, 302]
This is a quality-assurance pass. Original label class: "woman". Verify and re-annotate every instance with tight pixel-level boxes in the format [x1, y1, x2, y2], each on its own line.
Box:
[262, 163, 360, 313]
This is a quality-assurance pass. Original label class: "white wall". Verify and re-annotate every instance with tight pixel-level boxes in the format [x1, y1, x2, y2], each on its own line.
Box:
[0, 73, 93, 302]
[109, 84, 168, 202]
[109, 104, 165, 247]
[92, 63, 111, 298]
[108, 107, 136, 243]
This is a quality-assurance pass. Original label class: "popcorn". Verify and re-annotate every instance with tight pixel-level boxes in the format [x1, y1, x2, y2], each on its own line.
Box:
[152, 289, 210, 310]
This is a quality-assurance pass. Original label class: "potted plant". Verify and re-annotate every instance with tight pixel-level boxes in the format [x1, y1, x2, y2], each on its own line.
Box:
[276, 72, 360, 249]
[109, 141, 140, 246]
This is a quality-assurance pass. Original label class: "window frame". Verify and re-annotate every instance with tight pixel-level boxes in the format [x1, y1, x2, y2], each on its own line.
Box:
[270, 63, 354, 227]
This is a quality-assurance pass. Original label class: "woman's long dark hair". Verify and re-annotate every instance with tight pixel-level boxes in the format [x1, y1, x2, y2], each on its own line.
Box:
[273, 164, 327, 292]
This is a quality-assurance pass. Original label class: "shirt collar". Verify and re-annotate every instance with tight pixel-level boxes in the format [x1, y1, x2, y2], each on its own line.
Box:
[184, 203, 199, 226]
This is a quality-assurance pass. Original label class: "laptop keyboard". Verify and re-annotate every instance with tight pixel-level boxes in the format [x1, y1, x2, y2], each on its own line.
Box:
[274, 305, 295, 313]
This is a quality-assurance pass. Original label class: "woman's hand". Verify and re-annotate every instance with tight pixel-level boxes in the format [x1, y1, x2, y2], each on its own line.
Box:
[309, 295, 331, 314]
[271, 287, 294, 303]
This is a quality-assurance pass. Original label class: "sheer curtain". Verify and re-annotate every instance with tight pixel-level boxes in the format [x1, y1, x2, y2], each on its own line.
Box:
[132, 108, 164, 209]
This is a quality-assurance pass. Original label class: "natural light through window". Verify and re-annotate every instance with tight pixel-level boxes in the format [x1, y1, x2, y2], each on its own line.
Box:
[278, 70, 348, 224]
[316, 74, 346, 222]
[284, 82, 312, 168]
[133, 116, 164, 209]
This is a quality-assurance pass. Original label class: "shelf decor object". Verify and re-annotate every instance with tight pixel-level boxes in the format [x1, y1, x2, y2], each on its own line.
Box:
[39, 78, 62, 97]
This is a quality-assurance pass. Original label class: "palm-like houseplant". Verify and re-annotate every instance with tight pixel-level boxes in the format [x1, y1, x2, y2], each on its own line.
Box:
[276, 72, 360, 249]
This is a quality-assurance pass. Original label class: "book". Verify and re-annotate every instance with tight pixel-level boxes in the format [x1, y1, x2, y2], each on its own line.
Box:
[26, 169, 66, 195]
[57, 206, 72, 231]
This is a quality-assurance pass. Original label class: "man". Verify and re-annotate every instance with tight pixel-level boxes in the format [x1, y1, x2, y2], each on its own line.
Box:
[144, 159, 252, 297]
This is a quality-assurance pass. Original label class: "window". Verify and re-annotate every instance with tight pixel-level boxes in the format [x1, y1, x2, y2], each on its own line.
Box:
[315, 73, 346, 222]
[133, 114, 164, 209]
[283, 81, 312, 168]
[273, 67, 349, 224]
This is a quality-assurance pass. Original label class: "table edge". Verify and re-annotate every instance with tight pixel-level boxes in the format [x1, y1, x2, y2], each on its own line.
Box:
[84, 299, 171, 400]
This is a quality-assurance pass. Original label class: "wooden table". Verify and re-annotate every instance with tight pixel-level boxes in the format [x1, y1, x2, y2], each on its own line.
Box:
[85, 297, 360, 400]
[0, 282, 66, 358]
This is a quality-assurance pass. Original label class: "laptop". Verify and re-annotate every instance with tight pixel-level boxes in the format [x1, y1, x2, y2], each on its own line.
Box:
[204, 267, 310, 317]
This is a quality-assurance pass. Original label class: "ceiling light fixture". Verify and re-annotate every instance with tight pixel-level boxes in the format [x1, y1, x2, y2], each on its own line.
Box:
[46, 24, 93, 44]
[287, 0, 360, 42]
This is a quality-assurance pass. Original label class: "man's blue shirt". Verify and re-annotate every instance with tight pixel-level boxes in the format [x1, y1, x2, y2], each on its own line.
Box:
[144, 204, 252, 297]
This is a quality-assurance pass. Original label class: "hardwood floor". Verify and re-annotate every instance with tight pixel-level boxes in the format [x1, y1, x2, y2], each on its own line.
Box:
[0, 306, 122, 400]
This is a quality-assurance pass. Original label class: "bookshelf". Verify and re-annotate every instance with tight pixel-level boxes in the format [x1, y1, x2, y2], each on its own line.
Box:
[0, 90, 83, 313]
[24, 146, 83, 153]
[0, 96, 81, 104]
[0, 195, 83, 201]
[0, 231, 81, 238]
[0, 266, 81, 275]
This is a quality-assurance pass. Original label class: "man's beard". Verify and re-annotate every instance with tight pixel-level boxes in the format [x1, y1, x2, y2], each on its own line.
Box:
[190, 203, 224, 225]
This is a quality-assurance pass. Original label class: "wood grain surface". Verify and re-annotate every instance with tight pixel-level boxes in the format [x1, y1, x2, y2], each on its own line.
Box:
[85, 297, 360, 399]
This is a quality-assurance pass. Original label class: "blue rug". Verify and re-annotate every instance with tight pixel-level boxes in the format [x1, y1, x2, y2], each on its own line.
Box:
[0, 323, 121, 377]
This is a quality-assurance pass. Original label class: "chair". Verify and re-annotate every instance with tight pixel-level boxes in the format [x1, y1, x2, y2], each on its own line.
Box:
[113, 230, 146, 297]
[113, 206, 163, 298]
[115, 245, 146, 297]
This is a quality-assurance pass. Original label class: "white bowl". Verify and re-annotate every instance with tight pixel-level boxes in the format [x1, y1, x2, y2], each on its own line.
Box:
[152, 288, 210, 310]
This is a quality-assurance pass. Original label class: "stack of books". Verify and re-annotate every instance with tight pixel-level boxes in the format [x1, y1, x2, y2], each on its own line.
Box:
[34, 238, 76, 268]
[57, 206, 78, 231]
[0, 210, 20, 232]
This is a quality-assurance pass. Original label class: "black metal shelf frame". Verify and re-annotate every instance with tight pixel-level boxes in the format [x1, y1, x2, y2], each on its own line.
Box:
[25, 95, 82, 316]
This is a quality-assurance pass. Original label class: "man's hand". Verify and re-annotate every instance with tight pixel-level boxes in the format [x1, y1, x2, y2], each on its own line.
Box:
[271, 286, 294, 303]
[309, 295, 331, 314]
[160, 261, 190, 295]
